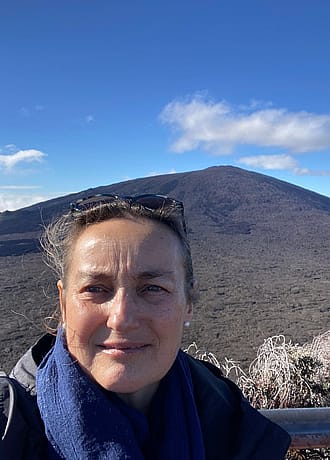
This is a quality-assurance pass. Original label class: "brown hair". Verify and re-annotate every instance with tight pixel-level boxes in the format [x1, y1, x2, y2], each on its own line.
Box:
[41, 197, 198, 304]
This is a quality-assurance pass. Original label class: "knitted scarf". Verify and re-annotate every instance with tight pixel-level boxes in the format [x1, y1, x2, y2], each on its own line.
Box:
[36, 329, 205, 459]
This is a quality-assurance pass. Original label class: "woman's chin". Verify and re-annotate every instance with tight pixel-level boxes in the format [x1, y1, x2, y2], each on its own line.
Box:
[89, 363, 150, 394]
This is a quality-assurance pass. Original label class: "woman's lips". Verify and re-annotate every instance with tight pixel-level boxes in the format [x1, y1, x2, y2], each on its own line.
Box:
[97, 343, 150, 354]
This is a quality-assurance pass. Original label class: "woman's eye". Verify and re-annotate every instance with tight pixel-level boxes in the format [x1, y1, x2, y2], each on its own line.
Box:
[85, 286, 107, 293]
[143, 285, 166, 293]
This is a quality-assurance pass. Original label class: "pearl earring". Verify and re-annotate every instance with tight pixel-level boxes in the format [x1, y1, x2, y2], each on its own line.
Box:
[184, 321, 190, 327]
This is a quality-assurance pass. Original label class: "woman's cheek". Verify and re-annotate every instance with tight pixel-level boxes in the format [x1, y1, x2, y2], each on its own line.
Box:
[67, 299, 105, 342]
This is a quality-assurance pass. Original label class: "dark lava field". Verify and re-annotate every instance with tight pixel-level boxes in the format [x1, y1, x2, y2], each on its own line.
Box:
[1, 166, 329, 373]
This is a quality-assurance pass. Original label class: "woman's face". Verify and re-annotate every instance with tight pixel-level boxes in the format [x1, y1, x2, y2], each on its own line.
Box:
[58, 217, 192, 397]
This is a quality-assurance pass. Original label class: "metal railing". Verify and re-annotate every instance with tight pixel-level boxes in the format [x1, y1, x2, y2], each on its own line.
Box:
[260, 407, 330, 449]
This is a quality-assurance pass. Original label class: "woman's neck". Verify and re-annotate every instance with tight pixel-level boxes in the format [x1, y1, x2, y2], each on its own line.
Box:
[116, 381, 160, 414]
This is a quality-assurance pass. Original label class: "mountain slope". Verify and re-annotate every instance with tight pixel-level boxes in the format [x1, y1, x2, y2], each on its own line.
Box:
[1, 166, 329, 372]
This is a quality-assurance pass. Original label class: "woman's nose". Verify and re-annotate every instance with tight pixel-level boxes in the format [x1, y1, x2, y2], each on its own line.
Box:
[106, 289, 140, 331]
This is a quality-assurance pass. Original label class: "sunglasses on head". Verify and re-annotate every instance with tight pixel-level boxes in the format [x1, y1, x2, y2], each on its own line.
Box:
[70, 193, 186, 233]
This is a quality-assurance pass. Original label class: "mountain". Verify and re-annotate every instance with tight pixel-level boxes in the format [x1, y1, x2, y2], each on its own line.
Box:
[1, 166, 329, 372]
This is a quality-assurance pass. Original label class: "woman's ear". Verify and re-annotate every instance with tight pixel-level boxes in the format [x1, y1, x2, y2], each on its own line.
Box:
[190, 279, 199, 307]
[57, 280, 66, 324]
[185, 303, 193, 318]
[185, 279, 199, 318]
[184, 309, 193, 325]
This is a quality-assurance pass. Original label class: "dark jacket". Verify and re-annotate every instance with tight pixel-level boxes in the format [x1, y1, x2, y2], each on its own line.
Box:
[0, 334, 291, 459]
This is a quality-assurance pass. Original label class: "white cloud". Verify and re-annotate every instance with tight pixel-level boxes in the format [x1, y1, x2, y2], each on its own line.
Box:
[238, 154, 298, 171]
[238, 153, 330, 176]
[238, 99, 274, 111]
[3, 144, 17, 152]
[147, 169, 177, 177]
[0, 149, 46, 171]
[0, 185, 42, 190]
[160, 94, 330, 154]
[0, 193, 49, 212]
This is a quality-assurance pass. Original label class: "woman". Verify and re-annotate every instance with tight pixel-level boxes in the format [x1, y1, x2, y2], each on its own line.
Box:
[0, 194, 291, 459]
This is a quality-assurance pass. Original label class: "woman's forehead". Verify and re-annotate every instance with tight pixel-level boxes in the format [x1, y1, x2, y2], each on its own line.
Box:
[82, 216, 174, 240]
[70, 217, 184, 272]
[77, 217, 179, 250]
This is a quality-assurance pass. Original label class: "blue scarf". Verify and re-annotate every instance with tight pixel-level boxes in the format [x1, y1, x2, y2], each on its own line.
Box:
[36, 330, 205, 459]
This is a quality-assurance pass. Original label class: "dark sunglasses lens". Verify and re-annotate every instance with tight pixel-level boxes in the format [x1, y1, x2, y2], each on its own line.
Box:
[134, 196, 169, 209]
[133, 195, 183, 212]
[73, 194, 184, 220]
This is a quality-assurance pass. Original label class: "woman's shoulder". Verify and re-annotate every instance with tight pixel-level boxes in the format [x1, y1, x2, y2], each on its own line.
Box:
[0, 334, 54, 460]
[0, 370, 47, 459]
[10, 333, 55, 392]
[185, 353, 291, 460]
[185, 352, 243, 410]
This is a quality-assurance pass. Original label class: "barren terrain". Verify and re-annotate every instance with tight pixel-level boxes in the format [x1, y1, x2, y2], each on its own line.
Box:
[1, 166, 329, 373]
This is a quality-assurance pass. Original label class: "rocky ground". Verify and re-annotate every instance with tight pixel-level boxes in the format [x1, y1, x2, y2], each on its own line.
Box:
[1, 166, 329, 373]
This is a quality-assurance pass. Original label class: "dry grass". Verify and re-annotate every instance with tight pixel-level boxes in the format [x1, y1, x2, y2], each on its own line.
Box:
[185, 331, 330, 459]
[225, 331, 329, 409]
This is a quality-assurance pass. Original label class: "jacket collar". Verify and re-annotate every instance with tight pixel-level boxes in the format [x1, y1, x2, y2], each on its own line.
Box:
[10, 334, 55, 396]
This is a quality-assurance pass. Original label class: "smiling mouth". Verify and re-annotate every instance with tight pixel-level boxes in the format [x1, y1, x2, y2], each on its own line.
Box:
[97, 343, 149, 354]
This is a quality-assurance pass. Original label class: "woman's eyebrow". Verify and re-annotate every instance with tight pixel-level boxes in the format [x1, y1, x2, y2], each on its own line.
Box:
[76, 270, 174, 280]
[77, 270, 113, 281]
[137, 270, 175, 280]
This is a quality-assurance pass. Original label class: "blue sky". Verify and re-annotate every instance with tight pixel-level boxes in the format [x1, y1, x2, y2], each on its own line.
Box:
[1, 0, 330, 211]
